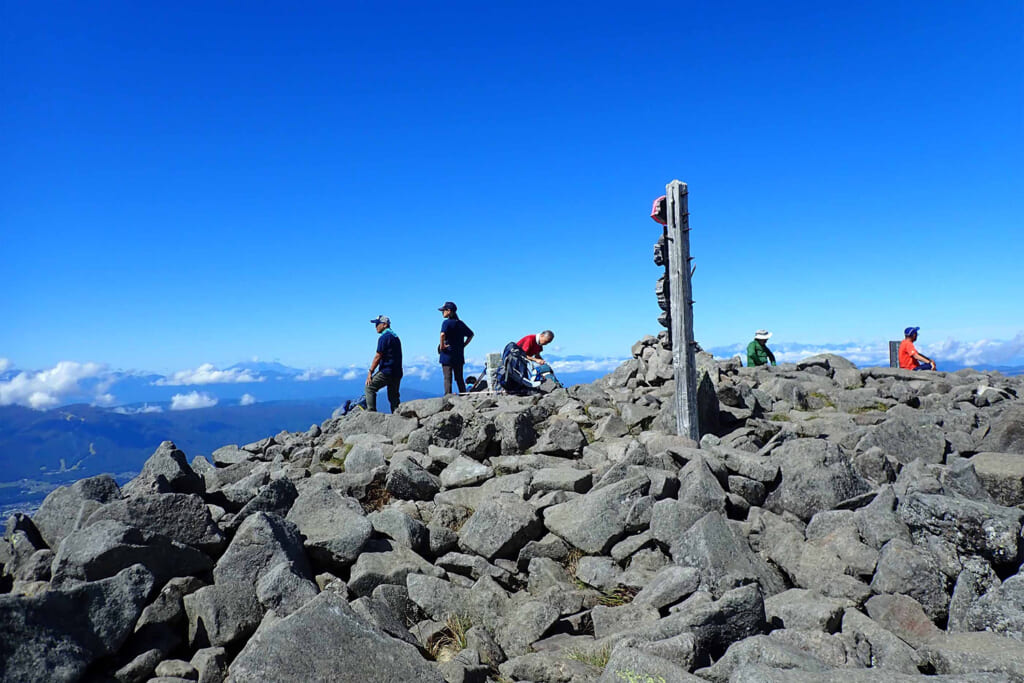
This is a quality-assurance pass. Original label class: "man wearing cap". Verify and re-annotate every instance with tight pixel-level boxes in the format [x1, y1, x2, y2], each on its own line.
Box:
[747, 329, 777, 367]
[899, 327, 936, 371]
[438, 302, 474, 395]
[366, 315, 403, 412]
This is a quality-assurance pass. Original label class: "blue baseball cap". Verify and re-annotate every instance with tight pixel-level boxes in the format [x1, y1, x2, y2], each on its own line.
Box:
[438, 301, 457, 312]
[904, 326, 920, 337]
[371, 315, 390, 325]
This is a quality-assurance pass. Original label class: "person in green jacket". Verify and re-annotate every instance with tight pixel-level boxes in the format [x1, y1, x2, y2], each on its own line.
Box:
[747, 329, 777, 367]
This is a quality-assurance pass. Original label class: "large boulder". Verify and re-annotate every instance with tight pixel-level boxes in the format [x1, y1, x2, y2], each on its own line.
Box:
[898, 492, 1022, 568]
[226, 590, 445, 682]
[766, 439, 872, 522]
[31, 474, 122, 550]
[125, 441, 204, 495]
[670, 511, 786, 598]
[285, 482, 373, 569]
[183, 512, 314, 647]
[970, 452, 1024, 506]
[981, 404, 1024, 455]
[543, 475, 649, 554]
[85, 493, 225, 555]
[50, 520, 212, 587]
[458, 494, 543, 561]
[856, 415, 947, 465]
[0, 565, 154, 683]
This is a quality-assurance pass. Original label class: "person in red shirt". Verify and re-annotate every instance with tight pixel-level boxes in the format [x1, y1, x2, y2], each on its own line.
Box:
[517, 331, 553, 364]
[898, 327, 937, 371]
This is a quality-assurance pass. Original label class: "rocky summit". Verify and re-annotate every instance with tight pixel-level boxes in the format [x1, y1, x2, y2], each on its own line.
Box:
[2, 331, 1024, 683]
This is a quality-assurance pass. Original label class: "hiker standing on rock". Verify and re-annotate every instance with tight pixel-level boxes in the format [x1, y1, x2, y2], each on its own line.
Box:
[365, 315, 402, 412]
[747, 329, 777, 367]
[438, 301, 474, 395]
[899, 326, 937, 371]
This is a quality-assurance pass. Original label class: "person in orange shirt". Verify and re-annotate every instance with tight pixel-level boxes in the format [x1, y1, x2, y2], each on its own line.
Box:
[898, 327, 937, 371]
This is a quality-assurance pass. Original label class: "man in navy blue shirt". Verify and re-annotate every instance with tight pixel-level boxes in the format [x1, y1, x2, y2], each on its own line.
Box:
[365, 315, 403, 412]
[438, 301, 474, 394]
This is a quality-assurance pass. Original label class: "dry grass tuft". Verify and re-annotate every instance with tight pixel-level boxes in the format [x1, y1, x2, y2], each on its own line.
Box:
[597, 585, 639, 607]
[566, 644, 611, 669]
[360, 481, 392, 513]
[426, 613, 472, 662]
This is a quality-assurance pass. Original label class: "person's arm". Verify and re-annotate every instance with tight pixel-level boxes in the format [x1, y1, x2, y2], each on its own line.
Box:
[463, 323, 474, 348]
[913, 349, 936, 369]
[766, 347, 777, 366]
[367, 352, 382, 384]
[439, 332, 448, 350]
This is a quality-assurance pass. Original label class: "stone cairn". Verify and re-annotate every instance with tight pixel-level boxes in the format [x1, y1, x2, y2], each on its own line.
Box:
[2, 346, 1024, 682]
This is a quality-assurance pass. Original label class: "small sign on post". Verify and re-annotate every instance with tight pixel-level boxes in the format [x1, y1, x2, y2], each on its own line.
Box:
[665, 180, 700, 442]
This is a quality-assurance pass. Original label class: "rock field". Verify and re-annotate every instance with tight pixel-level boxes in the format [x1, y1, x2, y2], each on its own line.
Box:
[2, 331, 1024, 683]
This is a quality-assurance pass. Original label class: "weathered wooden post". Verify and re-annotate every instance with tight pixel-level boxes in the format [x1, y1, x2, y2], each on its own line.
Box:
[665, 180, 700, 441]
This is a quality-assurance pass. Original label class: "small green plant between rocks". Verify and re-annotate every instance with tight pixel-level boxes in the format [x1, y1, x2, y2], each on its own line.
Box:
[566, 644, 611, 669]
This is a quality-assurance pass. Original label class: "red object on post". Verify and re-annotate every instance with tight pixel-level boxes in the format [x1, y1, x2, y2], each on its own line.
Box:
[650, 195, 667, 225]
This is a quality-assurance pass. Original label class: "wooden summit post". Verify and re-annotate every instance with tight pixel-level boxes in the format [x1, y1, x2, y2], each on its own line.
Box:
[665, 180, 699, 442]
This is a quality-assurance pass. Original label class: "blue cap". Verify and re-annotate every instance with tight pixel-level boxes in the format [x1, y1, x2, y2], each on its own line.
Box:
[370, 315, 390, 325]
[438, 301, 457, 312]
[904, 326, 920, 337]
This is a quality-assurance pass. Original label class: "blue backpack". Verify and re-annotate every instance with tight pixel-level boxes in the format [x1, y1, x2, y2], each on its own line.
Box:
[497, 342, 535, 394]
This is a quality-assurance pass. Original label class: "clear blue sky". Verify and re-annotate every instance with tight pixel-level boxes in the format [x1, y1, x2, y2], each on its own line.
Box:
[2, 1, 1021, 374]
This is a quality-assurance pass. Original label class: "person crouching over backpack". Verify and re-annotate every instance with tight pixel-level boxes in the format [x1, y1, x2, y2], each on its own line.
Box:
[438, 301, 474, 394]
[365, 315, 403, 412]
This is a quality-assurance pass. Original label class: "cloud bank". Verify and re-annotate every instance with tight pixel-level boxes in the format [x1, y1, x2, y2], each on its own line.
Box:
[155, 363, 263, 386]
[239, 393, 257, 406]
[113, 404, 164, 415]
[170, 391, 218, 410]
[296, 368, 340, 381]
[0, 361, 108, 409]
[0, 358, 11, 374]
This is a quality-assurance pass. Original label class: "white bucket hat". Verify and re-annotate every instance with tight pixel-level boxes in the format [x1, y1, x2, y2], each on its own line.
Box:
[754, 329, 772, 341]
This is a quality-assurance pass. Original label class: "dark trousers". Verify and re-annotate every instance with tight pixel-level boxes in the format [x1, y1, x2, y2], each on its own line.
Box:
[442, 363, 466, 394]
[366, 372, 401, 412]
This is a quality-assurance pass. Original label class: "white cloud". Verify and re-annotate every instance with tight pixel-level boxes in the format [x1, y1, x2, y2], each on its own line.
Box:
[933, 333, 1024, 366]
[549, 358, 628, 374]
[342, 368, 360, 380]
[170, 391, 218, 410]
[239, 393, 257, 406]
[0, 358, 11, 373]
[113, 404, 164, 414]
[0, 361, 108, 410]
[154, 363, 263, 386]
[296, 368, 340, 381]
[92, 393, 117, 407]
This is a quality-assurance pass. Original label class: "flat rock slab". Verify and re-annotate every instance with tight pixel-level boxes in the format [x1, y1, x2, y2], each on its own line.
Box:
[543, 475, 649, 554]
[458, 494, 543, 561]
[226, 590, 445, 682]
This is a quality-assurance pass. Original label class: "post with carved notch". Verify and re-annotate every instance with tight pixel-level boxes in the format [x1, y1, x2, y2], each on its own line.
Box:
[665, 180, 699, 442]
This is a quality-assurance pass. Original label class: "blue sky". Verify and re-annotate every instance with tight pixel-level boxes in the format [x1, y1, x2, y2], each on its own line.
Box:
[2, 1, 1022, 392]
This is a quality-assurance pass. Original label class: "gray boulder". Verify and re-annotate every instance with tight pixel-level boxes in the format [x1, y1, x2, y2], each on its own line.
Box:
[543, 475, 649, 554]
[0, 564, 154, 683]
[764, 589, 846, 633]
[347, 540, 445, 596]
[981, 404, 1024, 454]
[856, 415, 947, 465]
[870, 538, 950, 622]
[85, 493, 226, 555]
[285, 484, 372, 570]
[369, 507, 429, 553]
[970, 452, 1024, 506]
[766, 438, 872, 522]
[184, 512, 313, 647]
[671, 511, 786, 598]
[50, 519, 212, 587]
[386, 452, 441, 500]
[226, 590, 445, 682]
[898, 492, 1022, 567]
[32, 474, 122, 549]
[440, 456, 494, 489]
[532, 418, 588, 455]
[127, 441, 204, 495]
[458, 494, 543, 561]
